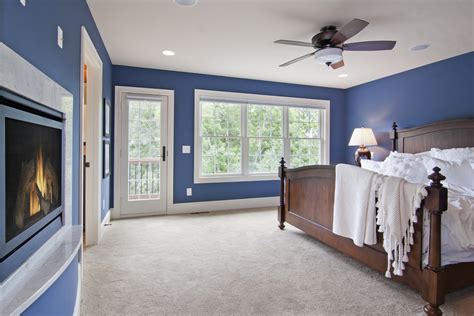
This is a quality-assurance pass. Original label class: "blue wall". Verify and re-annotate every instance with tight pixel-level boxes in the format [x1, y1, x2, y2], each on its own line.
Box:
[346, 51, 474, 162]
[22, 257, 79, 316]
[0, 0, 111, 311]
[113, 66, 347, 203]
[0, 0, 113, 221]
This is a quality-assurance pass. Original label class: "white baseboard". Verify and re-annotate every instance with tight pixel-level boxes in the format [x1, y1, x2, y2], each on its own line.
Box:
[73, 262, 81, 316]
[100, 210, 110, 240]
[111, 197, 278, 219]
[167, 196, 279, 215]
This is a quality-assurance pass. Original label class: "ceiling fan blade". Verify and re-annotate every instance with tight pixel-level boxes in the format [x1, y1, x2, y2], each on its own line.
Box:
[330, 60, 345, 69]
[274, 40, 314, 47]
[330, 18, 369, 45]
[279, 51, 316, 67]
[343, 40, 396, 51]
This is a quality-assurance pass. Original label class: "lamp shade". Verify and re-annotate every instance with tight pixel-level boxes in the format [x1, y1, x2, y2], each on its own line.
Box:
[348, 127, 378, 146]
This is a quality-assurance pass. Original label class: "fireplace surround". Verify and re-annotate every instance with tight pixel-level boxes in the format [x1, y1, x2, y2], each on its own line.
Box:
[0, 88, 65, 261]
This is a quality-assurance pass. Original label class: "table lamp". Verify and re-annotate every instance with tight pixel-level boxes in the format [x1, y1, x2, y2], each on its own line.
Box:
[349, 127, 378, 166]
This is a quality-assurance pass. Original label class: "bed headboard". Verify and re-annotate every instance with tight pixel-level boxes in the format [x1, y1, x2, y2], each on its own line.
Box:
[390, 119, 474, 154]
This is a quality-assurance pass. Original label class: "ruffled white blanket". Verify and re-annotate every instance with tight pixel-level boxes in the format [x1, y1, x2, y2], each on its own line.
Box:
[376, 177, 427, 278]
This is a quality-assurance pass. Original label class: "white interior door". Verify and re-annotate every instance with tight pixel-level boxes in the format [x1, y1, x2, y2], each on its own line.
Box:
[119, 94, 168, 216]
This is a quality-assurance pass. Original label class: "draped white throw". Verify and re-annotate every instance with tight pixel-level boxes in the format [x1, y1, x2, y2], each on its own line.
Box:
[376, 177, 427, 278]
[333, 164, 428, 278]
[333, 164, 379, 247]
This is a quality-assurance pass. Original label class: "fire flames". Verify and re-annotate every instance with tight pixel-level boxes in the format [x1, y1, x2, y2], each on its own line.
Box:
[29, 147, 50, 216]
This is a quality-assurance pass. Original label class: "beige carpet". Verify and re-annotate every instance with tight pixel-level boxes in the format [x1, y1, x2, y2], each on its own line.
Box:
[81, 209, 473, 315]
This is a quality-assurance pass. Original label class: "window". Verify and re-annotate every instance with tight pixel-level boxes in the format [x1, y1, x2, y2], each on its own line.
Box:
[195, 90, 329, 183]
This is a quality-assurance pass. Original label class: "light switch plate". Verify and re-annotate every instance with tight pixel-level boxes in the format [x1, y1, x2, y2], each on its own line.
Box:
[20, 0, 26, 6]
[186, 188, 192, 196]
[57, 26, 63, 49]
[182, 145, 191, 154]
[102, 199, 105, 210]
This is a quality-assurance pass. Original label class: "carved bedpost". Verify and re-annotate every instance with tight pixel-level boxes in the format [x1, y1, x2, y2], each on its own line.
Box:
[390, 122, 398, 151]
[422, 167, 448, 315]
[278, 157, 286, 230]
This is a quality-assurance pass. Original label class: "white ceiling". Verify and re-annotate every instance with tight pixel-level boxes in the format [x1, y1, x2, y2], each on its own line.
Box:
[87, 0, 474, 89]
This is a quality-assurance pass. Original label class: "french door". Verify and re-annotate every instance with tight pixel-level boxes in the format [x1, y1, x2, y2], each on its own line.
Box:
[119, 93, 168, 216]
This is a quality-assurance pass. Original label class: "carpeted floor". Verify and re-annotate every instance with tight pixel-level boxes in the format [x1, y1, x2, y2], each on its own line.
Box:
[81, 209, 473, 315]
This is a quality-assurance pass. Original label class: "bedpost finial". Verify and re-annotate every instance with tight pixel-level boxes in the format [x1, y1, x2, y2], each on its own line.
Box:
[279, 157, 286, 179]
[392, 122, 398, 131]
[280, 157, 286, 167]
[428, 167, 446, 188]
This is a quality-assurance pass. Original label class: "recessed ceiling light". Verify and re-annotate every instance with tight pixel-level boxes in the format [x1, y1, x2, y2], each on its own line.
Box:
[338, 74, 348, 78]
[411, 44, 430, 51]
[174, 0, 198, 6]
[162, 50, 175, 56]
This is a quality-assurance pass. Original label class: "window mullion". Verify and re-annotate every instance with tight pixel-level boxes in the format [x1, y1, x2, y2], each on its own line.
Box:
[198, 101, 203, 178]
[283, 106, 290, 164]
[318, 110, 326, 164]
[241, 103, 248, 176]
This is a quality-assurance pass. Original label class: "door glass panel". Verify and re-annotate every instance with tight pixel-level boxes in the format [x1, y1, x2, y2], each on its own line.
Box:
[128, 99, 161, 201]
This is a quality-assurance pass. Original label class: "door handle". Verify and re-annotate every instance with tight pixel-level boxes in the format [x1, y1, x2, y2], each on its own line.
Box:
[84, 162, 91, 168]
[162, 146, 166, 162]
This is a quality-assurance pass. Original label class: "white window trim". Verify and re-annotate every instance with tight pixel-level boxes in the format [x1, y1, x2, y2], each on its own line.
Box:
[194, 89, 330, 184]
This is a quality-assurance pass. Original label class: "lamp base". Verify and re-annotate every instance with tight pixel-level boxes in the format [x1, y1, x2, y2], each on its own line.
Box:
[354, 146, 372, 167]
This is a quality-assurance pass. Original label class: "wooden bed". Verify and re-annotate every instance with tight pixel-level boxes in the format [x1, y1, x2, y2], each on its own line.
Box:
[277, 119, 474, 315]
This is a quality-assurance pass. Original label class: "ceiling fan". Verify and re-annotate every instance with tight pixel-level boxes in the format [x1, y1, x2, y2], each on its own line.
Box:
[275, 18, 396, 69]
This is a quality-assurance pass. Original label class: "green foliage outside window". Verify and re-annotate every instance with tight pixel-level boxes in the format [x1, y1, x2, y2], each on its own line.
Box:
[248, 104, 283, 173]
[128, 99, 162, 199]
[201, 102, 241, 175]
[288, 107, 320, 168]
[200, 101, 322, 176]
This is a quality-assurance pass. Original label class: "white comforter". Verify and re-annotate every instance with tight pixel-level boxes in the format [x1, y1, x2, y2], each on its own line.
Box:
[423, 184, 474, 266]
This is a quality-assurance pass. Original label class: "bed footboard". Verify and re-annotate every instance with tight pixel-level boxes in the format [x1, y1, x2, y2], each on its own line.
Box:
[278, 160, 335, 233]
[278, 159, 455, 315]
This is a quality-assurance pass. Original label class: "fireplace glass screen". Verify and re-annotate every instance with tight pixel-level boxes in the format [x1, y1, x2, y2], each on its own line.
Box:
[5, 118, 62, 242]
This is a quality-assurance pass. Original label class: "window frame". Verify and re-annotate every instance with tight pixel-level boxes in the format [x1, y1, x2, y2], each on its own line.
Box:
[194, 89, 330, 184]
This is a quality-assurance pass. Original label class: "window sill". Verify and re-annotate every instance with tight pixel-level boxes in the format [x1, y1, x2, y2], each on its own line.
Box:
[194, 174, 279, 184]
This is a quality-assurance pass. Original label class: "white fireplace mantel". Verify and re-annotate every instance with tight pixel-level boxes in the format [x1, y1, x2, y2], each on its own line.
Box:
[0, 42, 82, 314]
[0, 225, 82, 315]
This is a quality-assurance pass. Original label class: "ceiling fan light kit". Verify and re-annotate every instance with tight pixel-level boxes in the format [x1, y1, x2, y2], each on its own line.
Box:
[275, 18, 396, 69]
[314, 47, 343, 65]
[174, 0, 198, 6]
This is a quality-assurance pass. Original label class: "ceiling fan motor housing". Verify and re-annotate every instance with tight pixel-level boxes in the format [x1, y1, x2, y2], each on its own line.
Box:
[314, 47, 343, 65]
[312, 26, 338, 48]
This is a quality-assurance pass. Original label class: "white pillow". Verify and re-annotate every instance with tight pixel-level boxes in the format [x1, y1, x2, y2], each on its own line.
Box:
[389, 151, 430, 159]
[422, 156, 474, 189]
[360, 160, 383, 173]
[431, 147, 474, 163]
[380, 154, 428, 184]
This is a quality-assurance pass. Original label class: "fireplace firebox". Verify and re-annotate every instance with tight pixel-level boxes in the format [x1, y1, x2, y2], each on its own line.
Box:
[0, 89, 64, 261]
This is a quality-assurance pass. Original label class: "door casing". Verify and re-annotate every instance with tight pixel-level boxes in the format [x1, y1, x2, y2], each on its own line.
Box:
[79, 27, 103, 246]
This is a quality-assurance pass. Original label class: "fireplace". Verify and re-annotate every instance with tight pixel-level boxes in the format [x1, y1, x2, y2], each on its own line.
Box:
[1, 90, 64, 261]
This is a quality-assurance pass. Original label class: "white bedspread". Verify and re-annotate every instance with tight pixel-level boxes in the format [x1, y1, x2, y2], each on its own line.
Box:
[333, 164, 379, 247]
[423, 184, 474, 266]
